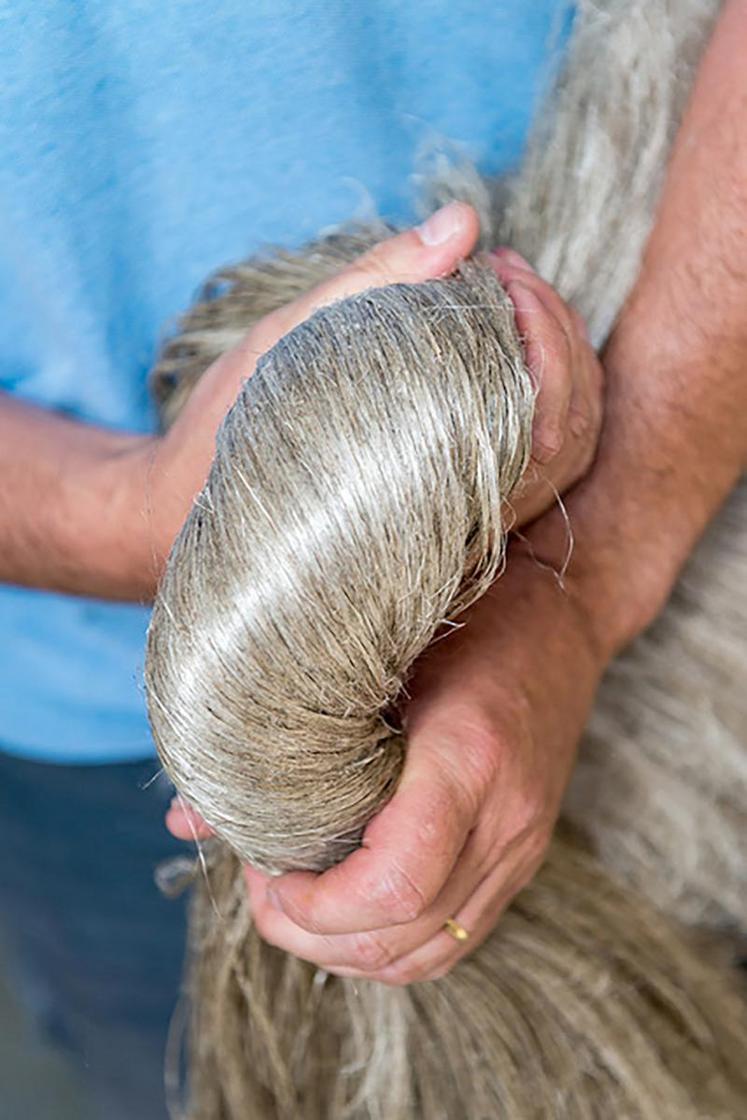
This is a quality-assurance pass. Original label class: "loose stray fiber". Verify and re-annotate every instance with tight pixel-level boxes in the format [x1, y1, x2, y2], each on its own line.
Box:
[146, 2, 747, 1117]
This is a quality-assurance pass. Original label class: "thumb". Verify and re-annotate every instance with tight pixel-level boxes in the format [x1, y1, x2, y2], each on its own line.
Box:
[341, 201, 481, 290]
[287, 201, 481, 324]
[165, 796, 214, 842]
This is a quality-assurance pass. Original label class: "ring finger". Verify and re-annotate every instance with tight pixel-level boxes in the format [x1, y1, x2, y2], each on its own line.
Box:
[246, 829, 517, 975]
[360, 845, 544, 985]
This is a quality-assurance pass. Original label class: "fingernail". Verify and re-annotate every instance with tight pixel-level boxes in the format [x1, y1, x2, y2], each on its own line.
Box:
[168, 795, 181, 813]
[492, 247, 534, 272]
[417, 202, 464, 246]
[266, 887, 283, 911]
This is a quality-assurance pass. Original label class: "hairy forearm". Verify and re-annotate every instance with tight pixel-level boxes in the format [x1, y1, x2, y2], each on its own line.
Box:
[0, 393, 156, 599]
[529, 0, 747, 659]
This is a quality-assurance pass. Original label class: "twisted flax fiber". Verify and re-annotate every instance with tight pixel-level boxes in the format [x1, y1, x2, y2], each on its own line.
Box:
[145, 1, 747, 1117]
[152, 258, 532, 872]
[185, 833, 747, 1120]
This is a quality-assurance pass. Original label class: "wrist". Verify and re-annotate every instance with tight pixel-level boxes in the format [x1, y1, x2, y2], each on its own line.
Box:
[104, 420, 217, 599]
[514, 502, 674, 666]
[76, 434, 167, 601]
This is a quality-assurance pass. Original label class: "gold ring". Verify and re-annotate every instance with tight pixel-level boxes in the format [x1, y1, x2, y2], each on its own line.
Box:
[443, 917, 470, 942]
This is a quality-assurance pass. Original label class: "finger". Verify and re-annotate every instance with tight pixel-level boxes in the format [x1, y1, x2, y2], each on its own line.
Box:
[331, 201, 480, 290]
[518, 279, 601, 484]
[488, 250, 599, 468]
[488, 258, 575, 465]
[267, 733, 485, 935]
[165, 796, 215, 842]
[490, 248, 580, 340]
[271, 201, 481, 337]
[528, 278, 602, 466]
[508, 279, 573, 464]
[246, 866, 359, 965]
[365, 843, 546, 985]
[508, 275, 602, 486]
[248, 831, 491, 973]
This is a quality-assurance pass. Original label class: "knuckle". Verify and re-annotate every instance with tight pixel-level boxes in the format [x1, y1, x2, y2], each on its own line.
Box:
[510, 788, 546, 840]
[532, 422, 565, 465]
[278, 894, 325, 934]
[428, 959, 458, 981]
[458, 718, 503, 798]
[355, 243, 393, 286]
[382, 955, 454, 986]
[570, 405, 593, 441]
[532, 820, 555, 857]
[351, 931, 395, 972]
[378, 960, 420, 987]
[567, 407, 600, 476]
[414, 775, 470, 852]
[569, 387, 598, 440]
[375, 863, 429, 924]
[295, 904, 327, 936]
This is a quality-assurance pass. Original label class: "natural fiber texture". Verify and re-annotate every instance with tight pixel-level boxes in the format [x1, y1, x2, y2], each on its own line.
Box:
[150, 256, 532, 872]
[183, 831, 747, 1120]
[145, 1, 747, 1117]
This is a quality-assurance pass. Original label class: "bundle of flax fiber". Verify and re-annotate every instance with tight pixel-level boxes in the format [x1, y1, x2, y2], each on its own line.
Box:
[146, 2, 747, 1117]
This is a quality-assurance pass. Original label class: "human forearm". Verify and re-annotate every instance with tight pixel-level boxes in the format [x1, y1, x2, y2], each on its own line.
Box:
[0, 393, 158, 598]
[527, 0, 747, 659]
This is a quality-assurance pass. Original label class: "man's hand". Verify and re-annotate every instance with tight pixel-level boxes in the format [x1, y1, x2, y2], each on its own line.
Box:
[237, 548, 603, 983]
[169, 537, 606, 982]
[128, 203, 601, 586]
[0, 201, 601, 599]
[166, 228, 604, 982]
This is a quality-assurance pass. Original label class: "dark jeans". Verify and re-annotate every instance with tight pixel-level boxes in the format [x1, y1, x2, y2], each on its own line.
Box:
[0, 749, 188, 1120]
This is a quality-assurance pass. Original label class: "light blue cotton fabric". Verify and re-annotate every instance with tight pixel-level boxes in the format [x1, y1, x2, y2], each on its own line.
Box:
[0, 0, 572, 762]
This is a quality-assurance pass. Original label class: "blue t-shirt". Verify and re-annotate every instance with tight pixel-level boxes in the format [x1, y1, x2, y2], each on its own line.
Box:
[0, 0, 572, 763]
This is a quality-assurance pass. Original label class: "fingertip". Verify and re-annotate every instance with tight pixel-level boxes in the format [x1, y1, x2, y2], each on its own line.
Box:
[268, 869, 321, 923]
[164, 808, 188, 840]
[410, 201, 480, 278]
[165, 799, 215, 841]
[490, 247, 535, 273]
[318, 203, 480, 306]
[416, 201, 479, 249]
